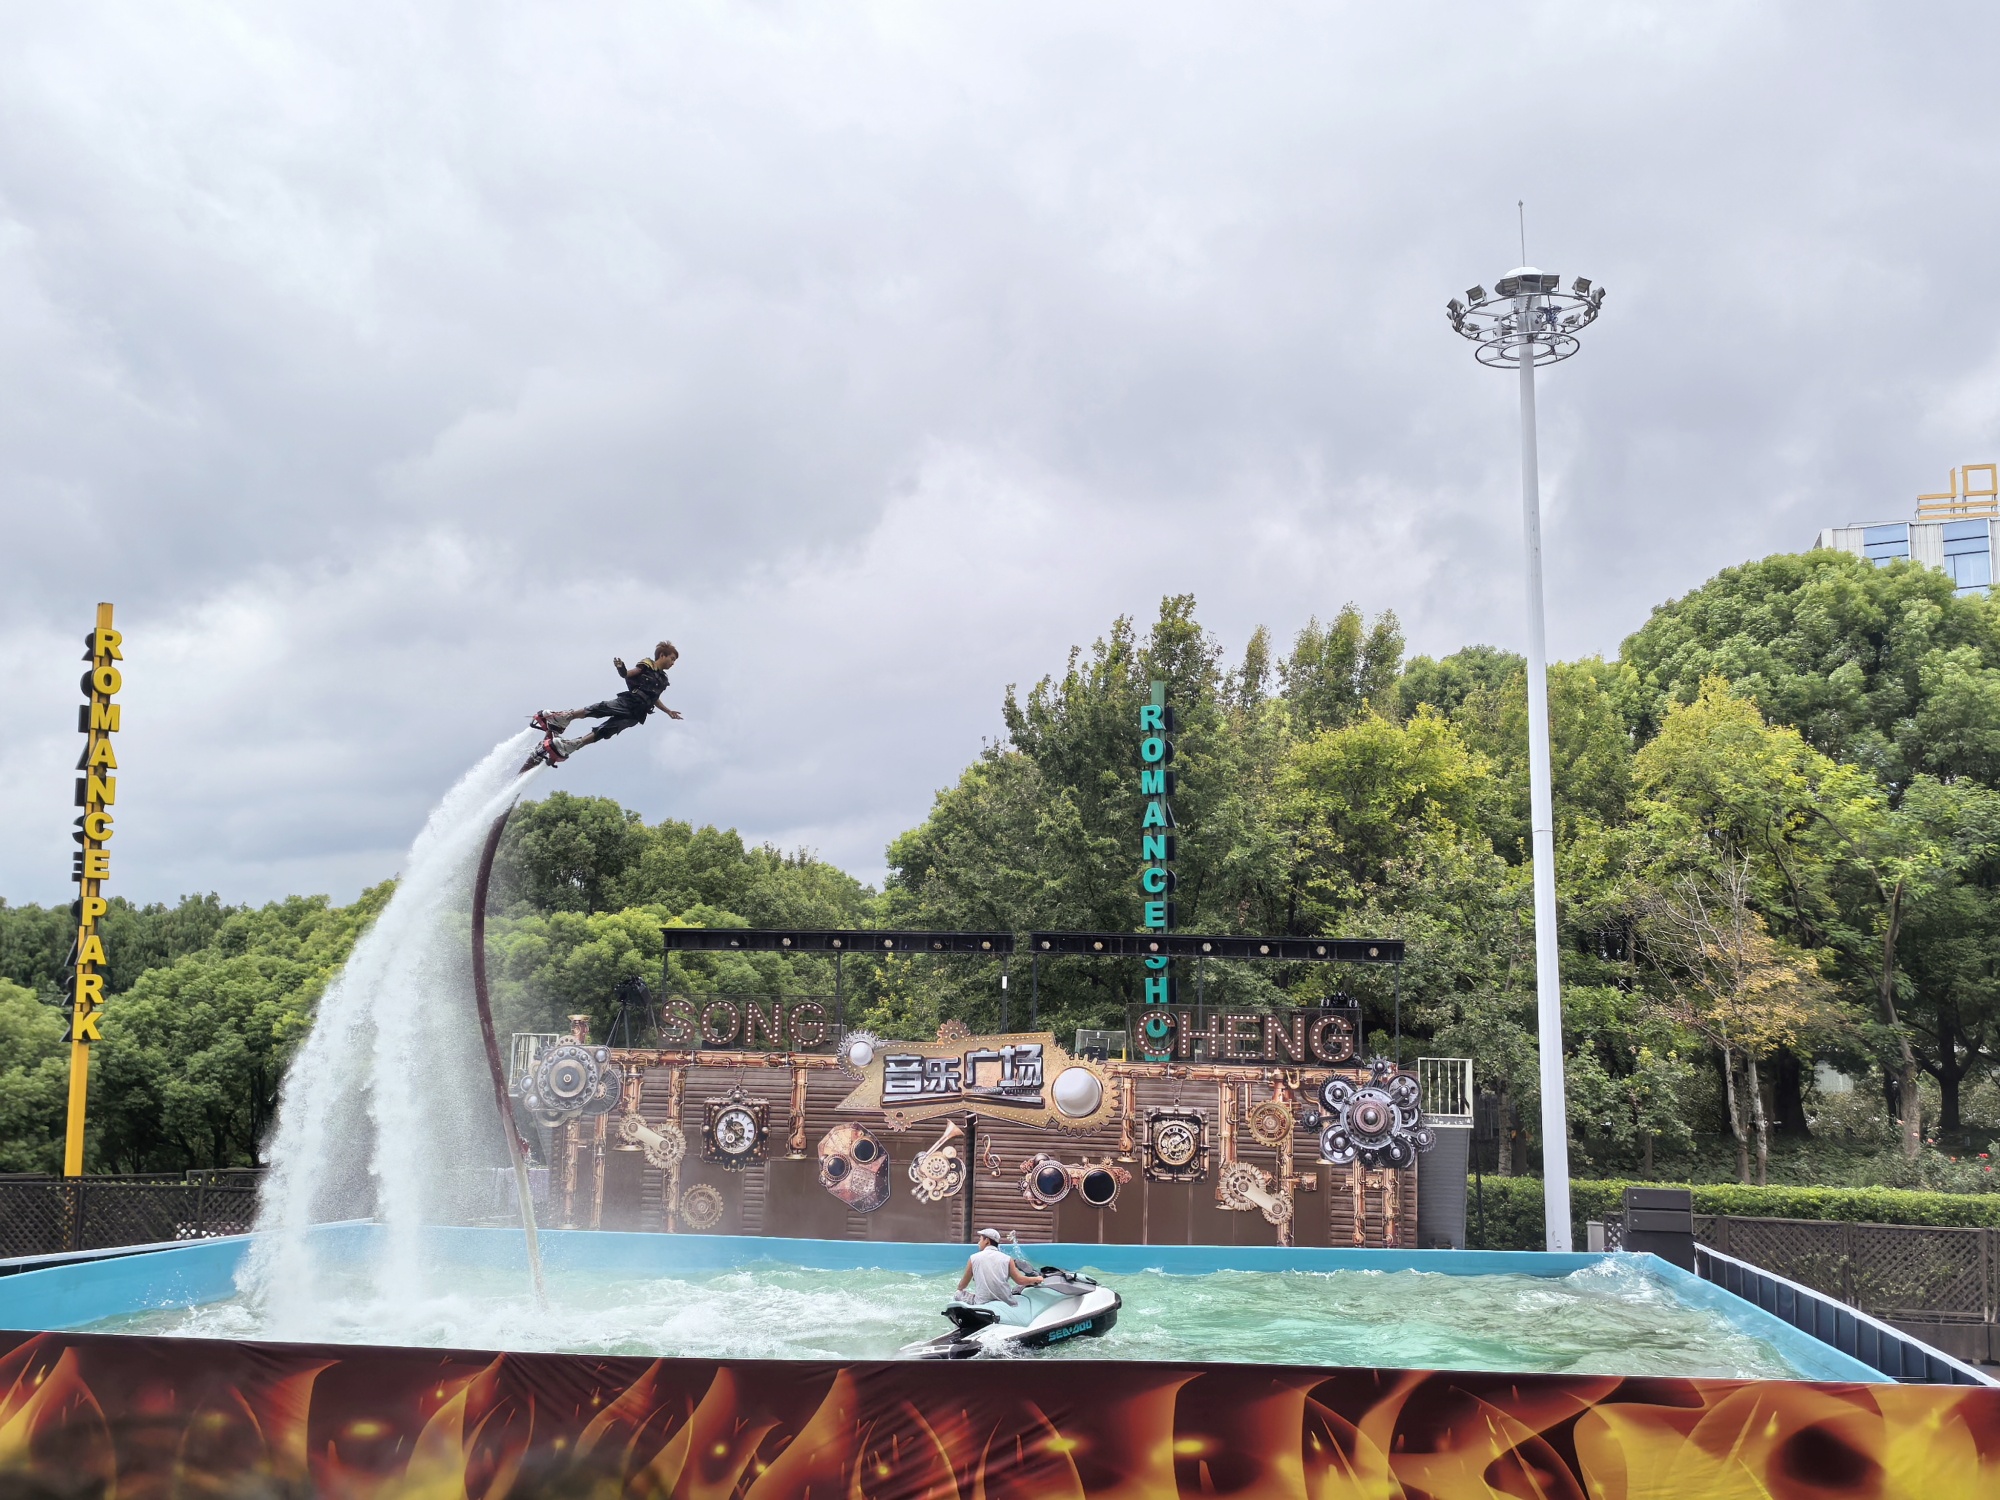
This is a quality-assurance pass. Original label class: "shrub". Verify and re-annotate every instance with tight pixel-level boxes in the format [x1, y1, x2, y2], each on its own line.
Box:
[1464, 1176, 2000, 1250]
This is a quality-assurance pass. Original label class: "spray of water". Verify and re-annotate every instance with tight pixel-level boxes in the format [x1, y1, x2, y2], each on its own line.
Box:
[242, 733, 542, 1338]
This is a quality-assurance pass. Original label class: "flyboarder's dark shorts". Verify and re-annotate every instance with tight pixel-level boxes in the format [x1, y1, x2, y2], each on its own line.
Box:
[577, 696, 649, 739]
[577, 660, 668, 739]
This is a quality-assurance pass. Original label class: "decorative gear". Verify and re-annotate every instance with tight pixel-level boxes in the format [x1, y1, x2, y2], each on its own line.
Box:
[618, 1112, 688, 1171]
[679, 1182, 725, 1230]
[837, 1030, 883, 1079]
[1217, 1158, 1266, 1211]
[934, 1019, 972, 1044]
[1246, 1099, 1294, 1147]
[522, 1043, 613, 1128]
[1217, 1157, 1292, 1225]
[1317, 1058, 1438, 1170]
[583, 1060, 623, 1117]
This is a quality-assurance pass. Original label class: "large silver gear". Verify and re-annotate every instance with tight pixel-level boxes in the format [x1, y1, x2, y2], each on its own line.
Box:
[1318, 1057, 1438, 1170]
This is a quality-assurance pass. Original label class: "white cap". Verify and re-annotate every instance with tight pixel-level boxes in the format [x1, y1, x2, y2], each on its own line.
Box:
[977, 1227, 1005, 1243]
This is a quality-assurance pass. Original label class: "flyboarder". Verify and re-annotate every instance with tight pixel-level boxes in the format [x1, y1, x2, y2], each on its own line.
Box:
[521, 641, 682, 773]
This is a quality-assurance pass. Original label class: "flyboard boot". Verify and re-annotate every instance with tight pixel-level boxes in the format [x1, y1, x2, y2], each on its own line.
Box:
[519, 718, 577, 774]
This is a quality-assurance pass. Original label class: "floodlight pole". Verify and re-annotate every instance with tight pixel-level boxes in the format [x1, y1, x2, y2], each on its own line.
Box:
[1515, 308, 1573, 1253]
[1446, 266, 1605, 1253]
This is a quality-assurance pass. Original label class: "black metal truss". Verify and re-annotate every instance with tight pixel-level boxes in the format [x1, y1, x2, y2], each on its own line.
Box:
[1026, 932, 1402, 964]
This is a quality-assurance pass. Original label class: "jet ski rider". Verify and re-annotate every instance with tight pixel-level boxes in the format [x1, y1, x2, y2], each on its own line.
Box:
[957, 1228, 1044, 1326]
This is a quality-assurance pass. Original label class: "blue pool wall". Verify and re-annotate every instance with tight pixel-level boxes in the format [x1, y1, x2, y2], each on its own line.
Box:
[0, 1225, 1882, 1385]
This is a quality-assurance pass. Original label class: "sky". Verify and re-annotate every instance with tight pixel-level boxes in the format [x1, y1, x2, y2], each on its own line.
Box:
[4, 2, 1999, 909]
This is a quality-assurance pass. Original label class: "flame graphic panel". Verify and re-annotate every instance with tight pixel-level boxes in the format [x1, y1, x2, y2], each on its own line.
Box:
[0, 1331, 1992, 1498]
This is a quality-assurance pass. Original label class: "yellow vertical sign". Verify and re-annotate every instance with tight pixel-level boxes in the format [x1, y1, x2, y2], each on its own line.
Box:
[65, 602, 122, 1177]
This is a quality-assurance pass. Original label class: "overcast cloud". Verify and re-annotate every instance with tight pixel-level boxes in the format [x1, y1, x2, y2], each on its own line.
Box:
[4, 2, 1997, 906]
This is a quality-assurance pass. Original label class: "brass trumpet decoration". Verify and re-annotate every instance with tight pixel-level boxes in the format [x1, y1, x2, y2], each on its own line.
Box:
[908, 1118, 967, 1204]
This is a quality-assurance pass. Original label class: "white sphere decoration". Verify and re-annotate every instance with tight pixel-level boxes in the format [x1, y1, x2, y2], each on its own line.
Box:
[845, 1036, 876, 1069]
[1052, 1066, 1103, 1118]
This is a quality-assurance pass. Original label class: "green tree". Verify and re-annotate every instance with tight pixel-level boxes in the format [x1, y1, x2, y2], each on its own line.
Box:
[1279, 606, 1404, 735]
[0, 980, 68, 1173]
[1275, 710, 1486, 923]
[1448, 658, 1635, 858]
[1621, 549, 2000, 790]
[1896, 778, 2000, 1134]
[1396, 644, 1523, 721]
[1560, 984, 1697, 1180]
[90, 890, 386, 1170]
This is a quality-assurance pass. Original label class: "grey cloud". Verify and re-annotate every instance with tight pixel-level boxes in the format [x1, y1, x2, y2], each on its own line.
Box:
[4, 2, 1999, 903]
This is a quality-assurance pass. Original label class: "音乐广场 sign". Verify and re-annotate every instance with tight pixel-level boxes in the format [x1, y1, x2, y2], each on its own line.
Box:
[836, 1030, 1117, 1132]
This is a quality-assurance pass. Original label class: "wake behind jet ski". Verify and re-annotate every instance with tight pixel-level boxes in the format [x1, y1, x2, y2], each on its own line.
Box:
[902, 1229, 1120, 1360]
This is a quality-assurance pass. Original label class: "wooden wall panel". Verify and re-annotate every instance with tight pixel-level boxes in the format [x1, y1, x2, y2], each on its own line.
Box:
[600, 1052, 1422, 1248]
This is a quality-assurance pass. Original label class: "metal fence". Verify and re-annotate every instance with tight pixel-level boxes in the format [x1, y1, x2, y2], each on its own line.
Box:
[1605, 1212, 1998, 1327]
[1696, 1244, 1996, 1386]
[0, 1174, 261, 1258]
[1417, 1057, 1473, 1123]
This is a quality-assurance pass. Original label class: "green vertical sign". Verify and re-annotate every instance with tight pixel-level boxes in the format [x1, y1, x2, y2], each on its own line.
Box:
[1138, 679, 1176, 1060]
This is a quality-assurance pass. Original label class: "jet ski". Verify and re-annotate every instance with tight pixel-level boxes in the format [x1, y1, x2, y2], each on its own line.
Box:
[902, 1241, 1120, 1359]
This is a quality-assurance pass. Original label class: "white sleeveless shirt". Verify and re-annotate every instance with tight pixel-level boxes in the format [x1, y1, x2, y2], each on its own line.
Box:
[967, 1246, 1020, 1304]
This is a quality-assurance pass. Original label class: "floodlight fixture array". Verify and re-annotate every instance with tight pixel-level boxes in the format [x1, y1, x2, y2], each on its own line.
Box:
[1446, 267, 1606, 368]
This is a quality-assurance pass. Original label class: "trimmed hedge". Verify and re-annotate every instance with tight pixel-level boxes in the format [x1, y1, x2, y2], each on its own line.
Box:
[1465, 1176, 2000, 1251]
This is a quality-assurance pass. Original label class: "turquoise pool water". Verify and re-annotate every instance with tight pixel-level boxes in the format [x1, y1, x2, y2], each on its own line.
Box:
[89, 1254, 1809, 1380]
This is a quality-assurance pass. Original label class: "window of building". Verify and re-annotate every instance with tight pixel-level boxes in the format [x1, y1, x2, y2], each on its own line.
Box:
[1943, 519, 1992, 595]
[1862, 523, 1910, 565]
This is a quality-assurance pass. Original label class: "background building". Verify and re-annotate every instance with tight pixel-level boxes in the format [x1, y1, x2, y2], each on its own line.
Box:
[1815, 463, 1996, 596]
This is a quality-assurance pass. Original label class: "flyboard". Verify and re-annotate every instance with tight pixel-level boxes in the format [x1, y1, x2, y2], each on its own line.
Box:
[902, 1238, 1121, 1360]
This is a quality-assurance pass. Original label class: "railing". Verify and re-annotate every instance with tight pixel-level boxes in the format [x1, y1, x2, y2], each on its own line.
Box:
[0, 1174, 261, 1260]
[1418, 1057, 1473, 1124]
[509, 1032, 566, 1090]
[1074, 1028, 1129, 1059]
[1696, 1244, 1996, 1386]
[1602, 1213, 1998, 1328]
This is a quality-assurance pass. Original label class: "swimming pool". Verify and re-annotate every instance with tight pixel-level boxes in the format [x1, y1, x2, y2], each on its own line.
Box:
[1, 1224, 1878, 1383]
